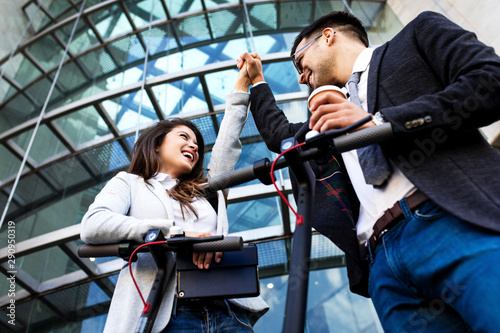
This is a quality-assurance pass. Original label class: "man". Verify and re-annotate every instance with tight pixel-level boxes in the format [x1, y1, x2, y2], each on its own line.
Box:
[239, 10, 500, 332]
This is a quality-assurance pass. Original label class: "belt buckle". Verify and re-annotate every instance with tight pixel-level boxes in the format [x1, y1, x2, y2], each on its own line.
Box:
[375, 228, 389, 242]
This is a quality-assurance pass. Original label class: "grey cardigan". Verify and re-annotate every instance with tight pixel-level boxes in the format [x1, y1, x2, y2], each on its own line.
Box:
[81, 92, 269, 332]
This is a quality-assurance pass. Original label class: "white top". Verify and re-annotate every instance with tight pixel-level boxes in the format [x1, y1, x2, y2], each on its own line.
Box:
[342, 48, 416, 245]
[152, 172, 217, 235]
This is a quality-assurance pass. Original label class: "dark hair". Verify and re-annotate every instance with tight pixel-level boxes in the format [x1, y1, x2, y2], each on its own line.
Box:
[291, 11, 369, 56]
[128, 118, 206, 218]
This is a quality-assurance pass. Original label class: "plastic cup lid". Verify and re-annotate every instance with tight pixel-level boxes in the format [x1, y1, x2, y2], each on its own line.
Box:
[308, 85, 347, 104]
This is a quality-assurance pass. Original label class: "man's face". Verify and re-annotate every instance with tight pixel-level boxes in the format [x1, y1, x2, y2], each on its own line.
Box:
[294, 32, 338, 89]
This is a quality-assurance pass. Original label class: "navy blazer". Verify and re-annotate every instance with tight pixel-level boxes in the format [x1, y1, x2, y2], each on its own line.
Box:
[250, 11, 500, 297]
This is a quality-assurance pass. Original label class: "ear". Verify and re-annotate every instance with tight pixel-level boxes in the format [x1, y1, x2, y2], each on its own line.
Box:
[323, 28, 336, 45]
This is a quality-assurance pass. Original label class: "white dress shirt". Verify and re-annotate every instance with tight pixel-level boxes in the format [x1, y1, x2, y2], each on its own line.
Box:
[152, 172, 217, 235]
[342, 48, 416, 245]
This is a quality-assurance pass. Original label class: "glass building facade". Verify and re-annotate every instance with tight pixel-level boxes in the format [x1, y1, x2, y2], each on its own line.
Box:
[0, 1, 403, 332]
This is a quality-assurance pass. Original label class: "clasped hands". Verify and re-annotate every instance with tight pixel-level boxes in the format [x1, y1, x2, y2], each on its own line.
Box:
[237, 52, 375, 132]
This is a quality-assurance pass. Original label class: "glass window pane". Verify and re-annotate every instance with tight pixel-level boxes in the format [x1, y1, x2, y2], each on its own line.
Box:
[218, 37, 253, 60]
[252, 33, 295, 55]
[151, 48, 209, 76]
[102, 91, 159, 132]
[46, 0, 73, 18]
[23, 2, 50, 32]
[56, 20, 99, 55]
[165, 0, 202, 16]
[232, 142, 276, 184]
[126, 0, 167, 28]
[0, 78, 18, 102]
[208, 7, 244, 39]
[141, 24, 178, 57]
[204, 0, 238, 10]
[25, 77, 65, 108]
[57, 7, 79, 22]
[11, 54, 42, 86]
[278, 1, 313, 29]
[91, 4, 133, 40]
[227, 196, 282, 232]
[263, 62, 305, 95]
[248, 3, 277, 31]
[12, 182, 101, 242]
[0, 192, 20, 223]
[54, 60, 88, 94]
[256, 239, 288, 269]
[239, 113, 265, 142]
[17, 246, 80, 283]
[104, 64, 145, 91]
[0, 145, 22, 181]
[11, 125, 67, 163]
[174, 14, 210, 46]
[84, 0, 103, 10]
[190, 115, 217, 146]
[279, 99, 309, 123]
[108, 35, 146, 67]
[80, 47, 118, 78]
[153, 77, 207, 118]
[80, 140, 130, 173]
[313, 0, 346, 18]
[4, 173, 53, 206]
[0, 94, 37, 132]
[206, 69, 239, 106]
[44, 280, 111, 312]
[27, 34, 65, 70]
[54, 105, 111, 146]
[40, 156, 93, 190]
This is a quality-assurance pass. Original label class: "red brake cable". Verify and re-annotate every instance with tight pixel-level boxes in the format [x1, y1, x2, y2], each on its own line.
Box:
[128, 240, 166, 314]
[270, 142, 306, 225]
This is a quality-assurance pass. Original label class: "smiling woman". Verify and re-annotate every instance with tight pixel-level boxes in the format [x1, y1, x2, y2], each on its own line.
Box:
[128, 119, 206, 221]
[80, 65, 268, 332]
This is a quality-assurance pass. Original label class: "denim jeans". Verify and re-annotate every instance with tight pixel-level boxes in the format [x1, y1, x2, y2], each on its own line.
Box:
[368, 199, 500, 333]
[163, 303, 253, 332]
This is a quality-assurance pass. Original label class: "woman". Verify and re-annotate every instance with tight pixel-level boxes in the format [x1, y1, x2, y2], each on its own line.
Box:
[81, 65, 268, 332]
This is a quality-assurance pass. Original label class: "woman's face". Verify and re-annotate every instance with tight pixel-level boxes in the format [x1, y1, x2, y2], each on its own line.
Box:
[157, 125, 199, 179]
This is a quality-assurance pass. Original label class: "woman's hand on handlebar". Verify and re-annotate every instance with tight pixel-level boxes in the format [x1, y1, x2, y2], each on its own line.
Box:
[184, 231, 223, 269]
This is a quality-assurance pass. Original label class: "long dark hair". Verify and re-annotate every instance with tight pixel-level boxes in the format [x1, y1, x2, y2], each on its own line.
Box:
[128, 118, 206, 218]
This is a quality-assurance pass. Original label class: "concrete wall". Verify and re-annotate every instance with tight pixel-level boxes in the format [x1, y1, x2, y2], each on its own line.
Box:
[0, 0, 30, 59]
[0, 0, 31, 100]
[387, 0, 500, 146]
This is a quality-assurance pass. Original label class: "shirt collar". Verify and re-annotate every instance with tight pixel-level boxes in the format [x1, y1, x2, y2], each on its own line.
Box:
[152, 172, 179, 189]
[351, 48, 374, 74]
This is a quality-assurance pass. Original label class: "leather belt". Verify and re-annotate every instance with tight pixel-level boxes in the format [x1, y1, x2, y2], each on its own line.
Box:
[176, 298, 228, 310]
[368, 190, 428, 252]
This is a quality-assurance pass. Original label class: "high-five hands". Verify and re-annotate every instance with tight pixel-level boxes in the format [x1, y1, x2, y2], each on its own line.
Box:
[237, 52, 265, 85]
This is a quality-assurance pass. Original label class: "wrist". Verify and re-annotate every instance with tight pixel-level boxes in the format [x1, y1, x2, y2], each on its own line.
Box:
[233, 86, 249, 93]
[372, 112, 386, 126]
[252, 75, 265, 85]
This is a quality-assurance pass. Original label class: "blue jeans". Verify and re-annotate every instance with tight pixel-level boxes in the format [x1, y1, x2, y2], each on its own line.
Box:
[164, 303, 253, 332]
[368, 199, 500, 333]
